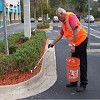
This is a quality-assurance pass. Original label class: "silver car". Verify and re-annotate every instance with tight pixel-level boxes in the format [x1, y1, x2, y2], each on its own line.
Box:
[84, 15, 95, 23]
[53, 16, 59, 22]
[30, 18, 35, 23]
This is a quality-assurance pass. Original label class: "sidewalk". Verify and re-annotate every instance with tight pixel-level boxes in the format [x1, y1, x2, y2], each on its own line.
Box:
[0, 39, 57, 100]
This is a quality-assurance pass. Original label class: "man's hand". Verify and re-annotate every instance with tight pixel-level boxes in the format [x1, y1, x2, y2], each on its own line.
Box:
[48, 44, 54, 48]
[70, 45, 75, 53]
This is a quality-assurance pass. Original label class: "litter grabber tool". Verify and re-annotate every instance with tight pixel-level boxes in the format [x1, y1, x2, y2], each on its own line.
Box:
[30, 49, 48, 73]
[30, 46, 52, 73]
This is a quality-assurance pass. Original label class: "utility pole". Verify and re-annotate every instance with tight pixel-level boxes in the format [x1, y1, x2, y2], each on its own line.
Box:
[34, 0, 36, 20]
[24, 0, 31, 38]
[47, 0, 48, 20]
[41, 0, 43, 18]
[2, 0, 9, 55]
[88, 0, 90, 49]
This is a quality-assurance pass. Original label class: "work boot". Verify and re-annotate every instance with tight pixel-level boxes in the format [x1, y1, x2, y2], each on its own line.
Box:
[76, 86, 86, 92]
[66, 82, 77, 87]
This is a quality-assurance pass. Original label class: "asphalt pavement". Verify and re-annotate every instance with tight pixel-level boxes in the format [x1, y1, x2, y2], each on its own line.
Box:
[23, 38, 100, 99]
[22, 22, 100, 99]
[0, 22, 100, 99]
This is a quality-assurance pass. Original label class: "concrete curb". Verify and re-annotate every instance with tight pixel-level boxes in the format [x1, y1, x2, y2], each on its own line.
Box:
[0, 39, 57, 100]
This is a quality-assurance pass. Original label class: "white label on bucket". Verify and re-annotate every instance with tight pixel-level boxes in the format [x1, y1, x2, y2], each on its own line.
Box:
[69, 69, 78, 79]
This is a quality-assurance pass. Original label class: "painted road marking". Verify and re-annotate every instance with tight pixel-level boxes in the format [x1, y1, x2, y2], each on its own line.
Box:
[84, 26, 100, 39]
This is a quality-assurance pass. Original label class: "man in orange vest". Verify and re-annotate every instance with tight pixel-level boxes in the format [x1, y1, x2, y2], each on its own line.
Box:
[48, 7, 88, 92]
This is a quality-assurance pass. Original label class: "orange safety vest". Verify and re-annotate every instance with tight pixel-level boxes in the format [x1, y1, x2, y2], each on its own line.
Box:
[62, 12, 87, 46]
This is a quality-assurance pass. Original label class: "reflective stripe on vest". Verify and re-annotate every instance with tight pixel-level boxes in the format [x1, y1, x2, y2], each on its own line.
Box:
[67, 15, 83, 41]
[68, 25, 83, 41]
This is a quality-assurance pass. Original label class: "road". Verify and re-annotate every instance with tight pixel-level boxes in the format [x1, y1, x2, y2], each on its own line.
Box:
[1, 21, 100, 99]
[0, 22, 37, 40]
[21, 21, 100, 99]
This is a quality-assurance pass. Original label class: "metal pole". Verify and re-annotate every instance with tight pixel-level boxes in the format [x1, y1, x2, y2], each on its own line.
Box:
[34, 0, 36, 20]
[2, 0, 9, 55]
[47, 0, 48, 20]
[41, 0, 43, 18]
[88, 0, 90, 49]
[24, 0, 31, 38]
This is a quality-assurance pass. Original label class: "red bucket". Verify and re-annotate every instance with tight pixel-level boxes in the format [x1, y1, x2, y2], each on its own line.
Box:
[66, 57, 80, 82]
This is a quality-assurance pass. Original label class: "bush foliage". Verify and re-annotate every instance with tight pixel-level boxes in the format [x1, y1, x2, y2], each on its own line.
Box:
[0, 30, 46, 79]
[37, 22, 50, 29]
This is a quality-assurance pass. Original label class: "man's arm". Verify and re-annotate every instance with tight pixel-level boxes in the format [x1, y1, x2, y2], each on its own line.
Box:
[73, 26, 78, 45]
[48, 27, 63, 48]
[51, 34, 63, 45]
[69, 14, 78, 52]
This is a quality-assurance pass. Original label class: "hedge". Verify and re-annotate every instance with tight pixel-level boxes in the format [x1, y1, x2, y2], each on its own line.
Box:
[0, 30, 46, 79]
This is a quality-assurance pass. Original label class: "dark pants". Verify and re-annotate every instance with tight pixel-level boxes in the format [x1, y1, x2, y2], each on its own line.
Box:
[72, 37, 88, 87]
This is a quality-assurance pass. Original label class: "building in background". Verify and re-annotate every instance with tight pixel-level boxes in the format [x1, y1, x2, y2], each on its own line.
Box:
[0, 0, 21, 27]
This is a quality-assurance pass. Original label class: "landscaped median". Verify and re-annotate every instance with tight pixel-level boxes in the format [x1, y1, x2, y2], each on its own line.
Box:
[36, 21, 50, 30]
[0, 39, 57, 99]
[95, 18, 100, 22]
[0, 30, 46, 85]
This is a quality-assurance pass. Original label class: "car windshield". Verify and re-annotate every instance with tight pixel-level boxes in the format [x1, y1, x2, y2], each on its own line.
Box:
[53, 16, 58, 19]
[31, 18, 34, 20]
[39, 17, 42, 19]
[87, 15, 93, 18]
[48, 17, 50, 19]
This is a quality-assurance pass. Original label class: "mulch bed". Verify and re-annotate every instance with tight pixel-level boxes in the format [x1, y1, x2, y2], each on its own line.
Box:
[0, 38, 47, 86]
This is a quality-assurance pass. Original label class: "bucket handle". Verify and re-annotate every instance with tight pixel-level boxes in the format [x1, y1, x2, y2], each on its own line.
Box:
[67, 46, 80, 58]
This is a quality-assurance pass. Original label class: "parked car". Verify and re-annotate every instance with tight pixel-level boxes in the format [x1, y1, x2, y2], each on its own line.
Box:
[76, 14, 81, 21]
[38, 17, 43, 22]
[47, 17, 51, 21]
[21, 18, 35, 23]
[84, 15, 95, 23]
[30, 18, 35, 23]
[53, 16, 59, 22]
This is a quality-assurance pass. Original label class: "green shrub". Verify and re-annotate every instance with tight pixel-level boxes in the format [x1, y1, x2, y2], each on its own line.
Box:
[0, 30, 46, 78]
[31, 31, 36, 35]
[9, 44, 18, 54]
[14, 31, 45, 72]
[37, 22, 50, 29]
[44, 20, 51, 23]
[19, 36, 29, 43]
[13, 31, 46, 72]
[95, 18, 100, 21]
[0, 32, 23, 53]
[0, 55, 14, 78]
[8, 32, 23, 45]
[0, 40, 4, 53]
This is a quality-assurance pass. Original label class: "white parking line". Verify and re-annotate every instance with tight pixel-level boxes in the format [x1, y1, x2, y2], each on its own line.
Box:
[54, 30, 59, 32]
[90, 34, 100, 39]
[84, 26, 100, 33]
[84, 26, 100, 39]
[58, 25, 61, 27]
